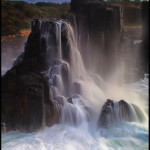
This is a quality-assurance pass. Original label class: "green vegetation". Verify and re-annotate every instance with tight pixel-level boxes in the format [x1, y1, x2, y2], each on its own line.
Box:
[1, 0, 70, 36]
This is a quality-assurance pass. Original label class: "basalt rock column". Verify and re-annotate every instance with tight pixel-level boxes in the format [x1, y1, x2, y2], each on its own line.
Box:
[70, 0, 121, 79]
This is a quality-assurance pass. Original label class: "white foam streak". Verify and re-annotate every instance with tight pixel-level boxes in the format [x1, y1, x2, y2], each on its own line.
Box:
[56, 21, 63, 59]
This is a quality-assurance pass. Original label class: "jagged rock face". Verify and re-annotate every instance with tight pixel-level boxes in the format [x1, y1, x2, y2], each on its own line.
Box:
[1, 18, 86, 132]
[97, 99, 147, 128]
[2, 70, 60, 132]
[24, 19, 57, 71]
[70, 0, 120, 79]
[2, 73, 46, 132]
[9, 20, 56, 75]
[1, 19, 73, 132]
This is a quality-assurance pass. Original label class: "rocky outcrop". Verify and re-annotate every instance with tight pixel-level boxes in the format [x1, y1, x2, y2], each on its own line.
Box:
[2, 71, 60, 132]
[1, 19, 62, 132]
[97, 99, 146, 128]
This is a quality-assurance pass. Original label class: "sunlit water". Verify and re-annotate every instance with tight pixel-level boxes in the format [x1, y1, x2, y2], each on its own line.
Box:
[2, 78, 148, 150]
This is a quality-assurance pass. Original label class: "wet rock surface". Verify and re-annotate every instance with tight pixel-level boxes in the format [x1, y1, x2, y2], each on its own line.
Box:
[2, 72, 60, 132]
[97, 99, 146, 128]
[1, 22, 62, 131]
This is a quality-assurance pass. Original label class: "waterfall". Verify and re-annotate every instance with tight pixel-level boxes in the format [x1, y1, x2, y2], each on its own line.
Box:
[56, 21, 62, 59]
[1, 18, 148, 133]
[1, 1, 149, 149]
[60, 97, 88, 126]
[35, 19, 148, 127]
[34, 19, 107, 126]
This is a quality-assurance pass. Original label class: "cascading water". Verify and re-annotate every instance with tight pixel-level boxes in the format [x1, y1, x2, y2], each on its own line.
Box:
[39, 19, 108, 124]
[39, 20, 91, 125]
[56, 21, 63, 59]
[2, 19, 148, 150]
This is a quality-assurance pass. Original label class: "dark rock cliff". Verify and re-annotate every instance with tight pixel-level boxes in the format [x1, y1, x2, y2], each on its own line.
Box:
[70, 0, 121, 79]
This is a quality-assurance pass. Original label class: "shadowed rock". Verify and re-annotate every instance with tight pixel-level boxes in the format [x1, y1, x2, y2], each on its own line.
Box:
[2, 71, 60, 132]
[2, 72, 46, 132]
[97, 99, 146, 128]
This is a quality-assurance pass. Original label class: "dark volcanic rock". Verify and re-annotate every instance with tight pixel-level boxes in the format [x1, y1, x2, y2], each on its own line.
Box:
[97, 99, 146, 128]
[2, 71, 60, 132]
[97, 99, 114, 128]
[2, 73, 46, 132]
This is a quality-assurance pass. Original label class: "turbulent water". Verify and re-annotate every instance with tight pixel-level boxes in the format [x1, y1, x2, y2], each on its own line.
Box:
[1, 20, 149, 150]
[1, 78, 148, 150]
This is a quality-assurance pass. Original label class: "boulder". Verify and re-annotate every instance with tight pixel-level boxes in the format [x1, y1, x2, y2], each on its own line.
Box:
[97, 99, 146, 128]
